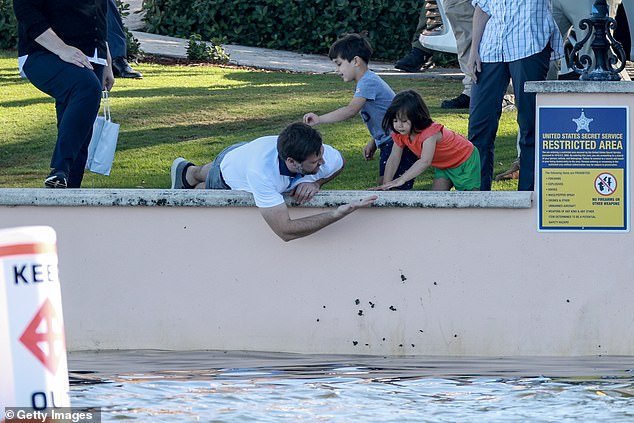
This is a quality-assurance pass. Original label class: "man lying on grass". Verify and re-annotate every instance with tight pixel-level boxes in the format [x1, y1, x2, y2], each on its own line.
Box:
[171, 122, 377, 241]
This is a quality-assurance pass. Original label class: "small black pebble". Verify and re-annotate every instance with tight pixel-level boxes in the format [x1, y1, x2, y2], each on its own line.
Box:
[355, 299, 360, 305]
[358, 310, 364, 316]
[353, 341, 358, 346]
[389, 306, 397, 311]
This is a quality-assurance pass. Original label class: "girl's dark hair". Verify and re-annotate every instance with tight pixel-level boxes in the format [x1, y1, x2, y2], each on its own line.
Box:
[382, 90, 433, 133]
[328, 33, 373, 64]
[277, 122, 323, 162]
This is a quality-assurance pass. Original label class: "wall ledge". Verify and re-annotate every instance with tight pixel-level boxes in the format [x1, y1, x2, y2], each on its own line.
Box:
[525, 80, 634, 93]
[0, 189, 532, 209]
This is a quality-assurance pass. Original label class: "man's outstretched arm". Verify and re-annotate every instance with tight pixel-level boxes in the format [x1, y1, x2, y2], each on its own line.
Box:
[259, 196, 377, 242]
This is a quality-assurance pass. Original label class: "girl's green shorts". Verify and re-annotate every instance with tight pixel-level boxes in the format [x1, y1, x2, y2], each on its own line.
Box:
[434, 148, 481, 190]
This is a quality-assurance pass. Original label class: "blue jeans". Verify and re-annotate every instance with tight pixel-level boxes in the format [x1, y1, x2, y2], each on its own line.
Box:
[24, 51, 104, 187]
[379, 140, 417, 190]
[107, 0, 127, 58]
[468, 46, 551, 191]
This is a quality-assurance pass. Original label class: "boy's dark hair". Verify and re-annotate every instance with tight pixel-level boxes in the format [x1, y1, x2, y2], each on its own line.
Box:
[382, 90, 433, 133]
[328, 32, 373, 64]
[277, 122, 323, 162]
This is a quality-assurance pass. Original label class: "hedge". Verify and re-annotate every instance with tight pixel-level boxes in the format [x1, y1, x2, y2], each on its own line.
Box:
[1, 0, 423, 60]
[0, 0, 139, 53]
[0, 0, 17, 50]
[143, 0, 422, 61]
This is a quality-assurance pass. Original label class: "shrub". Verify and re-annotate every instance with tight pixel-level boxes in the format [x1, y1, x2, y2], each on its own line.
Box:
[186, 34, 230, 63]
[143, 0, 421, 61]
[115, 0, 142, 57]
[0, 0, 17, 50]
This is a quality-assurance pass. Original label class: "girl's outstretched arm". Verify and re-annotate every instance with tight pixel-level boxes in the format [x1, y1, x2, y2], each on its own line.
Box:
[370, 133, 440, 190]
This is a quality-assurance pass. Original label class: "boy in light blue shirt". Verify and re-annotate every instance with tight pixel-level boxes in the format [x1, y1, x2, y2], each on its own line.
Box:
[303, 33, 417, 188]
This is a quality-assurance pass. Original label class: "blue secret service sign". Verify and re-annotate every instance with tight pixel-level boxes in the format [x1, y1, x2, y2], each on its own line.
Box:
[537, 106, 629, 232]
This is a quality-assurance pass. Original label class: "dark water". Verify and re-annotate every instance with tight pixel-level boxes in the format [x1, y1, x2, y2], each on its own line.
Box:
[68, 350, 634, 422]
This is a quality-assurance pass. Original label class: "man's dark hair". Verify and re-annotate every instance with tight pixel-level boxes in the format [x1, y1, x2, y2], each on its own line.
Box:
[328, 32, 373, 64]
[277, 122, 323, 162]
[382, 90, 433, 133]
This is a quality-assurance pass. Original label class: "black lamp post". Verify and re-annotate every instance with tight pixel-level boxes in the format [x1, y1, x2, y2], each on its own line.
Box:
[569, 0, 627, 81]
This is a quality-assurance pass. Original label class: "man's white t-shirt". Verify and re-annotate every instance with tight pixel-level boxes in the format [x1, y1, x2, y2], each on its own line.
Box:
[220, 135, 344, 208]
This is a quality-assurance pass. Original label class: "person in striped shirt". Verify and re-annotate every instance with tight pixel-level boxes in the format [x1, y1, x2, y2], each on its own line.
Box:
[467, 0, 563, 191]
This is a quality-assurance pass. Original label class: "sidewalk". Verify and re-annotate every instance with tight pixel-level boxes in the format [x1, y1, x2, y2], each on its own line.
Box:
[122, 1, 462, 79]
[131, 31, 463, 78]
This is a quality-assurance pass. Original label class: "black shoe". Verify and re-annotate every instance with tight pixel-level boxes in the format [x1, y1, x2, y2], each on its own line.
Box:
[558, 71, 580, 81]
[441, 93, 470, 109]
[395, 48, 434, 73]
[44, 170, 67, 188]
[112, 56, 143, 79]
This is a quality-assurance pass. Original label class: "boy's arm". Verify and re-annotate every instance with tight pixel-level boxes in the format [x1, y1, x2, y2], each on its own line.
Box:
[304, 97, 366, 125]
[363, 138, 376, 159]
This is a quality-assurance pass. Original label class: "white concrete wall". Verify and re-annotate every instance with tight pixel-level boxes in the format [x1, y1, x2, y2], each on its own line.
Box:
[0, 188, 631, 356]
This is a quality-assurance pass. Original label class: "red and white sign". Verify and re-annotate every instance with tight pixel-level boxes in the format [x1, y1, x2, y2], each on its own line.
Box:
[0, 226, 70, 409]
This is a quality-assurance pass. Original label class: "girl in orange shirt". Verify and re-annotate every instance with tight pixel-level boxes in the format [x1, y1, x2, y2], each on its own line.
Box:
[370, 90, 480, 191]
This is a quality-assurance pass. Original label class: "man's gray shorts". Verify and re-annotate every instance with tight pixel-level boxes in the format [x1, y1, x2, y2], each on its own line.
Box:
[205, 142, 248, 189]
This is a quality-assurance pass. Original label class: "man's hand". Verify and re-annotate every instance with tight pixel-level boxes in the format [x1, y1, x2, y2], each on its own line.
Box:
[363, 139, 377, 160]
[468, 5, 489, 84]
[335, 195, 378, 216]
[467, 52, 481, 83]
[290, 181, 320, 204]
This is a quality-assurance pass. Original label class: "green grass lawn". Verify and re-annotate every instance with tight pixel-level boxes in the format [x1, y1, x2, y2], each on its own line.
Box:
[0, 50, 520, 190]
